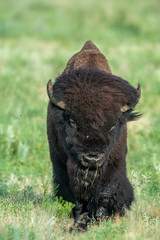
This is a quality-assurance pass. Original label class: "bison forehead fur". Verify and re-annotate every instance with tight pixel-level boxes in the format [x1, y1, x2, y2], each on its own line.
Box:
[47, 41, 141, 230]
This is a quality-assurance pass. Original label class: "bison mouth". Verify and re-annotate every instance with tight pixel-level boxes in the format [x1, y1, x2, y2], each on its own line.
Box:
[80, 153, 105, 168]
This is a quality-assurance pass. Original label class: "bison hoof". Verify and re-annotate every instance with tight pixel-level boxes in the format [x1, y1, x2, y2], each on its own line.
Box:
[73, 212, 90, 231]
[95, 206, 109, 221]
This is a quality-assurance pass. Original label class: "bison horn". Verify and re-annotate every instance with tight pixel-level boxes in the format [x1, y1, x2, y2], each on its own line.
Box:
[137, 83, 141, 98]
[121, 84, 141, 113]
[47, 80, 65, 109]
[120, 105, 131, 112]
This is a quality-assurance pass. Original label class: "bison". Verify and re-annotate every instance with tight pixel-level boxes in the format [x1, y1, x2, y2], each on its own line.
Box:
[47, 41, 141, 229]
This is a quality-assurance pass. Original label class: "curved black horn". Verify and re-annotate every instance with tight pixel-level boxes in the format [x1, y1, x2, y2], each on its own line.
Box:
[47, 80, 65, 109]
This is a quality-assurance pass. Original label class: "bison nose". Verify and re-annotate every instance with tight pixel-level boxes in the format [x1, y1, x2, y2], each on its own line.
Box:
[83, 153, 103, 163]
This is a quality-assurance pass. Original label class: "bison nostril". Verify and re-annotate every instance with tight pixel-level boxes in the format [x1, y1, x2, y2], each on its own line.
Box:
[83, 156, 89, 163]
[81, 153, 104, 167]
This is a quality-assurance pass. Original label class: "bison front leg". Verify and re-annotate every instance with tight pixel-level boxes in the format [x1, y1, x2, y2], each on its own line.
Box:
[72, 201, 90, 231]
[88, 184, 133, 221]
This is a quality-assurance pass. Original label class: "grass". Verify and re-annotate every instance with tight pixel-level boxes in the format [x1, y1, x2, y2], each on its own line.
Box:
[0, 0, 160, 239]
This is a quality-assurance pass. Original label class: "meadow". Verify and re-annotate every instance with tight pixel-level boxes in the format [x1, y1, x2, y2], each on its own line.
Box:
[0, 0, 160, 239]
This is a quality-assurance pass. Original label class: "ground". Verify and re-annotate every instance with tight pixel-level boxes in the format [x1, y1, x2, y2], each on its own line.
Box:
[0, 0, 160, 239]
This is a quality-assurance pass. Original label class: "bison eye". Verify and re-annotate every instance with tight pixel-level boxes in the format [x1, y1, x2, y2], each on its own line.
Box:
[69, 118, 77, 129]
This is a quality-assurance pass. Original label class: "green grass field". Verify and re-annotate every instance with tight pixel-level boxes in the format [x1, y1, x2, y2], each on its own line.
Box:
[0, 0, 160, 239]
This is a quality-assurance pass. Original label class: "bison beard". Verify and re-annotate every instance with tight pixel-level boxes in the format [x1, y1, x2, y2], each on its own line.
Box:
[46, 41, 141, 230]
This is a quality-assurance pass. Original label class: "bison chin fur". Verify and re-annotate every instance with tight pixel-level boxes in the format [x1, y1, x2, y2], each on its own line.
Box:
[47, 41, 141, 230]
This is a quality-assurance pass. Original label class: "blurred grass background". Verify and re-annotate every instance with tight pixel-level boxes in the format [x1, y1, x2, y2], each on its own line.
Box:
[0, 0, 160, 239]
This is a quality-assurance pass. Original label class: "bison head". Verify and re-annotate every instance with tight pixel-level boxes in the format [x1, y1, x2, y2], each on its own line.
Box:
[47, 68, 141, 169]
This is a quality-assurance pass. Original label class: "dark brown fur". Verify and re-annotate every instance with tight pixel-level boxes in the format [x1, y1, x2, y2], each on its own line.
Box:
[47, 41, 141, 230]
[64, 41, 112, 74]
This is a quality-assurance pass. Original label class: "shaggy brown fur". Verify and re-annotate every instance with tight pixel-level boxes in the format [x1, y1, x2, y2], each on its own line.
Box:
[64, 41, 112, 74]
[46, 41, 141, 230]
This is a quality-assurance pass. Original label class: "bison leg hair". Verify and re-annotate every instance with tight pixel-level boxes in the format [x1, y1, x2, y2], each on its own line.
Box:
[72, 201, 85, 221]
[87, 183, 134, 221]
[70, 201, 90, 231]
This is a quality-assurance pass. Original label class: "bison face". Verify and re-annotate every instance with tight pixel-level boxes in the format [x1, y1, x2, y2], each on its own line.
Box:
[63, 115, 121, 168]
[51, 107, 121, 168]
[47, 69, 141, 168]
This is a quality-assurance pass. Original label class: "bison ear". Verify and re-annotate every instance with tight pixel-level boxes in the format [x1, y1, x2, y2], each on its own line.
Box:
[121, 84, 141, 113]
[47, 80, 66, 110]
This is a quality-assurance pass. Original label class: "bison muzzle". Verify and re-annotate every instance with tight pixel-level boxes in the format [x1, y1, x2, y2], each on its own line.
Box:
[46, 41, 141, 230]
